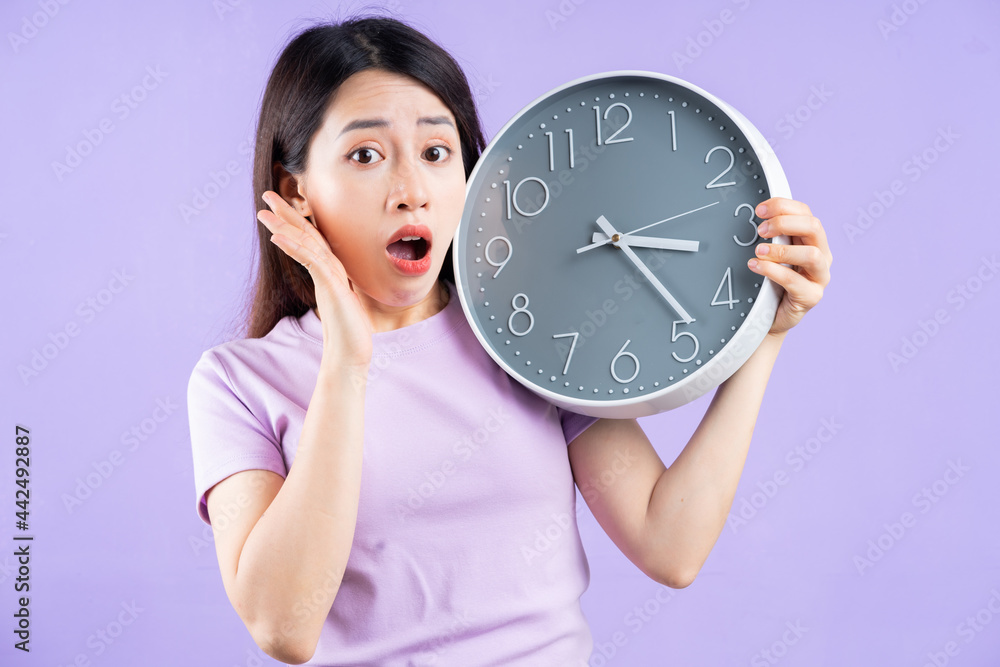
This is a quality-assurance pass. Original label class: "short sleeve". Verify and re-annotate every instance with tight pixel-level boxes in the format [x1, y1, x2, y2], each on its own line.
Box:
[557, 406, 599, 445]
[187, 350, 287, 525]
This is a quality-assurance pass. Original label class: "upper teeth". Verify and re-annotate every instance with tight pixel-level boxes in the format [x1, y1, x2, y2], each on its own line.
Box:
[401, 236, 421, 241]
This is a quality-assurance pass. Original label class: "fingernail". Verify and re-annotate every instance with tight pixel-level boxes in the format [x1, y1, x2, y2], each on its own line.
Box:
[756, 244, 770, 255]
[758, 222, 769, 236]
[756, 203, 767, 217]
[748, 259, 759, 269]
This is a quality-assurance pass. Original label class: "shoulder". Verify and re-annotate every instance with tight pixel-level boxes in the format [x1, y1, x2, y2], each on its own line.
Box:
[188, 312, 315, 393]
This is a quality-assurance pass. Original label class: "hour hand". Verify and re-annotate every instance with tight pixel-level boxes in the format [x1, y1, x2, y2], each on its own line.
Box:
[590, 233, 699, 252]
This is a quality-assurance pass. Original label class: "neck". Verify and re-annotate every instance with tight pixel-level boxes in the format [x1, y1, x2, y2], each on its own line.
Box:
[313, 280, 449, 333]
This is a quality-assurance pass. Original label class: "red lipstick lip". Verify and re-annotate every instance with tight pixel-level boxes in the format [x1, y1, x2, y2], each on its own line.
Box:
[385, 224, 433, 276]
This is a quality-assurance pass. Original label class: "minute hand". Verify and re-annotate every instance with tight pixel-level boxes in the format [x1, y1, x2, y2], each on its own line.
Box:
[594, 215, 695, 324]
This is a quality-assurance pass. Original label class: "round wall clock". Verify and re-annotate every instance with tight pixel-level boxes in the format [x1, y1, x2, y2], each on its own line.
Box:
[453, 70, 791, 419]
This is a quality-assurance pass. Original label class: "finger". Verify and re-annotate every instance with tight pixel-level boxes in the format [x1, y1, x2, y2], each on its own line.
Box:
[755, 242, 830, 287]
[749, 256, 824, 309]
[260, 192, 326, 243]
[258, 194, 335, 259]
[755, 197, 811, 219]
[758, 213, 832, 266]
[269, 232, 320, 270]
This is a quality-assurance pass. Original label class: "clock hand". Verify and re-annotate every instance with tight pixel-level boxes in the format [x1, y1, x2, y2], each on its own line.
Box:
[624, 201, 719, 236]
[593, 215, 695, 324]
[589, 233, 700, 252]
[576, 201, 719, 254]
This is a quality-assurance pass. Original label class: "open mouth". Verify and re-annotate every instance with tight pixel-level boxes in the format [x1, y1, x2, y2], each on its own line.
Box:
[385, 225, 433, 275]
[386, 235, 429, 261]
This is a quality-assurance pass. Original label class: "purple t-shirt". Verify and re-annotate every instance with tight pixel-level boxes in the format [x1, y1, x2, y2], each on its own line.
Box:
[187, 280, 599, 665]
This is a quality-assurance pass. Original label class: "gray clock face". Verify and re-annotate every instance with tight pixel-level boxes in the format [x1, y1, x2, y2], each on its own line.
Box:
[455, 72, 783, 413]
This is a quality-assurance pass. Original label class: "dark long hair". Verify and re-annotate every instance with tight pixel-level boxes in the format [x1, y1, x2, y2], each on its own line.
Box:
[241, 16, 486, 339]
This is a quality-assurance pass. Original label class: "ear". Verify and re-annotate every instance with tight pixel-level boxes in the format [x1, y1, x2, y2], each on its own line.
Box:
[273, 162, 314, 222]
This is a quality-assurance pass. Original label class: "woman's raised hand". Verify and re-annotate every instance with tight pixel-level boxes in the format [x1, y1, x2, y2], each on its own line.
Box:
[257, 191, 374, 369]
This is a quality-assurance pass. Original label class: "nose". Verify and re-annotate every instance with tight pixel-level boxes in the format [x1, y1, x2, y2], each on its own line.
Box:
[386, 155, 429, 212]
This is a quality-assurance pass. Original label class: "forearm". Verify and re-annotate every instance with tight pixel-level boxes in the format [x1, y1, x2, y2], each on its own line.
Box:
[234, 356, 368, 659]
[644, 331, 786, 584]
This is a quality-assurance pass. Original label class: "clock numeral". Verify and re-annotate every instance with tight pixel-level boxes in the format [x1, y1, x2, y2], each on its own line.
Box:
[508, 292, 535, 336]
[711, 267, 739, 310]
[594, 102, 633, 146]
[667, 110, 677, 151]
[670, 320, 699, 364]
[610, 339, 640, 384]
[545, 130, 576, 172]
[593, 103, 634, 146]
[484, 236, 512, 278]
[552, 331, 579, 375]
[705, 145, 736, 189]
[733, 203, 759, 247]
[504, 177, 549, 219]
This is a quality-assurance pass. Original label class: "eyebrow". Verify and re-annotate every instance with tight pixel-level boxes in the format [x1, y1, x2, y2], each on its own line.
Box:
[337, 116, 456, 138]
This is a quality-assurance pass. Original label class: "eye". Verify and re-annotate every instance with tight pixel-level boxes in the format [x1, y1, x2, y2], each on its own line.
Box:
[350, 147, 383, 165]
[423, 145, 451, 163]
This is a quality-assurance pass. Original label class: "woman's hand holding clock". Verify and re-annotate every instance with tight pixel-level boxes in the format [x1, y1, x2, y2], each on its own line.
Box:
[748, 196, 832, 338]
[257, 191, 374, 368]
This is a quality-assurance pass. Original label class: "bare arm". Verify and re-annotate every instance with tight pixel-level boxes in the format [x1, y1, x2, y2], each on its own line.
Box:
[642, 330, 785, 584]
[568, 196, 832, 587]
[207, 186, 377, 663]
[568, 332, 784, 588]
[207, 358, 368, 663]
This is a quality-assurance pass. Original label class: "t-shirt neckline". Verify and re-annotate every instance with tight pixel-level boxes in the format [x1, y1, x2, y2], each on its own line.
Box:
[293, 280, 465, 354]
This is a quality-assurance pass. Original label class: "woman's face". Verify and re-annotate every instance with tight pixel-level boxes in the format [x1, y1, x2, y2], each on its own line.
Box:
[295, 68, 466, 311]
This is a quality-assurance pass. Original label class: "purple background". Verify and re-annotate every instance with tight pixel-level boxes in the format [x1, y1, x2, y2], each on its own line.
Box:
[2, 0, 998, 665]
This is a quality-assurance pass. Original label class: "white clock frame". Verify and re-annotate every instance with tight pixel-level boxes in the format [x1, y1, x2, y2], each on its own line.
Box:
[453, 70, 792, 418]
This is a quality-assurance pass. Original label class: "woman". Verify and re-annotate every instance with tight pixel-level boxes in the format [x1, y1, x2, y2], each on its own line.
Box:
[187, 15, 833, 666]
